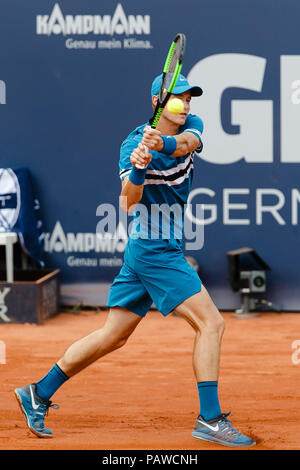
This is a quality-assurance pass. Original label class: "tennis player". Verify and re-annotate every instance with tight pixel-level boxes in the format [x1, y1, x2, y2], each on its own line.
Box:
[14, 74, 255, 447]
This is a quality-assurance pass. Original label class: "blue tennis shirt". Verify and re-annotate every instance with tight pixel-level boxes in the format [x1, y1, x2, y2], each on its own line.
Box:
[119, 114, 203, 241]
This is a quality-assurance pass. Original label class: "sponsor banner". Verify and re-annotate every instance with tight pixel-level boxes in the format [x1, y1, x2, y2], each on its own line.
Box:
[0, 0, 300, 310]
[36, 3, 153, 50]
[44, 220, 126, 272]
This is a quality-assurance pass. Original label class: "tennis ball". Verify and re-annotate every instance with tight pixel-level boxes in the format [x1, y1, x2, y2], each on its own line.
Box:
[167, 97, 184, 114]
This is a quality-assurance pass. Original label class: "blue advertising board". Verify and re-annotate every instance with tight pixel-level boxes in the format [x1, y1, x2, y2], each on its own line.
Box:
[0, 0, 299, 310]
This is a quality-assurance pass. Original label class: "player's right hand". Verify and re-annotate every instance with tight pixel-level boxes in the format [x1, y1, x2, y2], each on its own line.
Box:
[130, 142, 152, 169]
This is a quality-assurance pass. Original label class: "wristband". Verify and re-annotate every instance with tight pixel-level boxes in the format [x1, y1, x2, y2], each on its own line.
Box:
[129, 166, 147, 185]
[161, 136, 177, 155]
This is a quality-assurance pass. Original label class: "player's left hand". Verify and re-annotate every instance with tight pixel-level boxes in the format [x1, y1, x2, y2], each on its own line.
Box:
[142, 126, 164, 152]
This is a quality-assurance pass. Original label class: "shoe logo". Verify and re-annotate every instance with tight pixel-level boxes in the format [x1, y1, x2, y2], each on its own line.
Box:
[29, 386, 40, 410]
[198, 419, 219, 432]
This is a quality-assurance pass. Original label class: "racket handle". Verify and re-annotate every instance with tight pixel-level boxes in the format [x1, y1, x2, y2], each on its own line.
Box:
[135, 144, 149, 169]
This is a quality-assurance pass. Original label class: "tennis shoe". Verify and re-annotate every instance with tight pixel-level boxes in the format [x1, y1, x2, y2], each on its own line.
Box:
[192, 411, 256, 447]
[14, 383, 59, 438]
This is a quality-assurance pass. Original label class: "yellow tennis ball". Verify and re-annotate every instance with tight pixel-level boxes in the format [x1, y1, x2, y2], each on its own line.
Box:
[167, 97, 184, 114]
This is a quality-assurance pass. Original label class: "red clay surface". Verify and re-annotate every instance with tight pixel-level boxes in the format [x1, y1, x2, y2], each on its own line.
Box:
[0, 310, 300, 450]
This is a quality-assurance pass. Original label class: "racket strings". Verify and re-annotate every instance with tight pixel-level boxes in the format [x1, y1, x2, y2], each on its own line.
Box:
[151, 34, 186, 128]
[160, 51, 178, 101]
[169, 49, 178, 74]
[162, 37, 184, 99]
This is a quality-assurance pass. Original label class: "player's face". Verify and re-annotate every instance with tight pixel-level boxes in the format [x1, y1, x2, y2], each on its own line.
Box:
[163, 90, 192, 126]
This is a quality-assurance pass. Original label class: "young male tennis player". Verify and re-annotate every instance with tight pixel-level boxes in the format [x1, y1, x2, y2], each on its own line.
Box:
[15, 74, 255, 448]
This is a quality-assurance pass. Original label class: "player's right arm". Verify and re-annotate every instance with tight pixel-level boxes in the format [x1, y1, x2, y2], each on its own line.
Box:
[119, 142, 152, 213]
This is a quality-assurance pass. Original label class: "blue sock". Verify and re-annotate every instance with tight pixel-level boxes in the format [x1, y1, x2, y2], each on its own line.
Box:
[35, 364, 69, 402]
[197, 381, 222, 421]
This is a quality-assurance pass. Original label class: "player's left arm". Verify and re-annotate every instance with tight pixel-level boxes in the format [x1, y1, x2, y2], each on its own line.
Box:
[142, 120, 203, 157]
[171, 131, 201, 157]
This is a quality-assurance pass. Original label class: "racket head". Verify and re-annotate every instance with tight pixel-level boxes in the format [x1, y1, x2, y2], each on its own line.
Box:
[159, 33, 186, 104]
[151, 33, 186, 128]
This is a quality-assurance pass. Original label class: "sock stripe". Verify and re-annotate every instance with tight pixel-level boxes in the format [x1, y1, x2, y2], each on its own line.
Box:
[197, 384, 218, 388]
[54, 364, 69, 380]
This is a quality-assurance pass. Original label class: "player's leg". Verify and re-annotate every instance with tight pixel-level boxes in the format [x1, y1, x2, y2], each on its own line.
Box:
[174, 285, 224, 384]
[15, 242, 153, 438]
[57, 306, 142, 377]
[133, 242, 225, 422]
[14, 307, 142, 438]
[174, 286, 224, 419]
[174, 287, 255, 447]
[135, 240, 255, 447]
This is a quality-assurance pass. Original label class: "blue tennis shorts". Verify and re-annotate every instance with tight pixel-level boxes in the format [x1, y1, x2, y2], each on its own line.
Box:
[106, 237, 202, 317]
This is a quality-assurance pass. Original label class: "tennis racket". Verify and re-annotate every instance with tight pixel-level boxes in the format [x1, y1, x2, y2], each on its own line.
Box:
[136, 33, 186, 169]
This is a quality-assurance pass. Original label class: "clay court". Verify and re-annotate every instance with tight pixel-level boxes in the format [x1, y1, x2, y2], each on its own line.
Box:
[0, 309, 299, 451]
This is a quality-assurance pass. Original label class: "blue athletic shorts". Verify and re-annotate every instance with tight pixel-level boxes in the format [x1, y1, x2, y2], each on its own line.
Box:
[106, 237, 202, 317]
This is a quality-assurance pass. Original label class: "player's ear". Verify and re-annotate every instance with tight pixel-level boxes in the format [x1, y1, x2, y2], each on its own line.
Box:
[152, 95, 158, 110]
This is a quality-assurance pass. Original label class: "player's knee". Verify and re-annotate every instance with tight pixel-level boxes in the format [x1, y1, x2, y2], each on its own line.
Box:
[197, 311, 225, 339]
[113, 336, 128, 350]
[108, 329, 132, 351]
[213, 314, 225, 338]
[210, 314, 225, 339]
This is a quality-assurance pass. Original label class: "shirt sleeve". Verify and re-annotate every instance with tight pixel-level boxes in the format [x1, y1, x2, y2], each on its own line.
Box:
[181, 114, 204, 152]
[119, 138, 137, 181]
